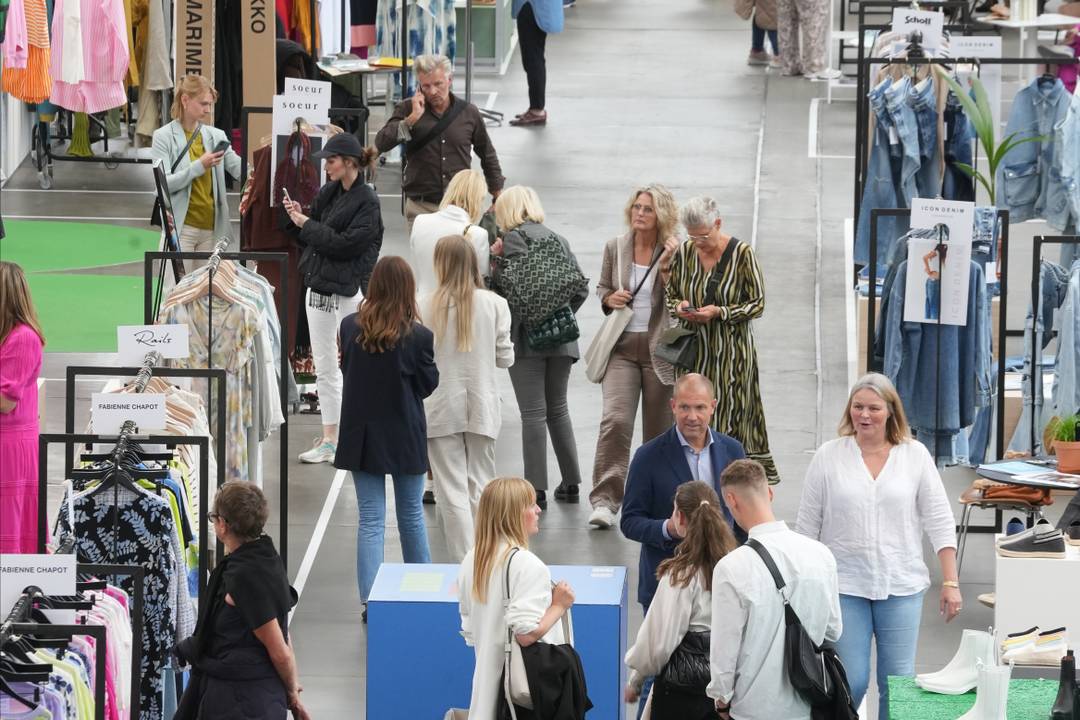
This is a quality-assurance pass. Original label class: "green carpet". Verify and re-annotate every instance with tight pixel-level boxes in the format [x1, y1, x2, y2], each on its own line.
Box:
[889, 676, 1057, 719]
[0, 221, 163, 353]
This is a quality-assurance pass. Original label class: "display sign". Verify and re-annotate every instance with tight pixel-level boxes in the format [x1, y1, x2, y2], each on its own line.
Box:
[175, 0, 215, 82]
[891, 8, 944, 50]
[117, 324, 190, 364]
[269, 85, 333, 206]
[950, 36, 1004, 136]
[91, 393, 167, 433]
[0, 554, 77, 624]
[905, 199, 975, 325]
[241, 0, 275, 166]
[284, 78, 333, 111]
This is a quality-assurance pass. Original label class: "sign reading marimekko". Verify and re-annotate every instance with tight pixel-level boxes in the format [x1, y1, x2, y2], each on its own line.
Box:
[891, 8, 944, 51]
[0, 554, 77, 624]
[117, 324, 190, 364]
[91, 393, 167, 434]
[175, 0, 215, 82]
[904, 199, 975, 326]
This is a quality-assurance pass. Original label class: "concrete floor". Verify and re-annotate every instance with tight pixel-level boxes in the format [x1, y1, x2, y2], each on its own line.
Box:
[1, 0, 1071, 716]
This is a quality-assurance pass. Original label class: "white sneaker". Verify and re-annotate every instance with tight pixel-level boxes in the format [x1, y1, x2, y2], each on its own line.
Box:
[588, 506, 617, 529]
[299, 438, 337, 464]
[807, 68, 843, 81]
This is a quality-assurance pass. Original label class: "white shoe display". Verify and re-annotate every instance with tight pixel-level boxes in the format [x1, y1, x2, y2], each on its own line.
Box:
[916, 629, 995, 694]
[957, 661, 1012, 720]
[588, 506, 617, 529]
[1003, 627, 1068, 666]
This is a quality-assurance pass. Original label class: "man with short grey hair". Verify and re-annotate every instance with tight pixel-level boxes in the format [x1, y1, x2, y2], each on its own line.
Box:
[374, 53, 505, 226]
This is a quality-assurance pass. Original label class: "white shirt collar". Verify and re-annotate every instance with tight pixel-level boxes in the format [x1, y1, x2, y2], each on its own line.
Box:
[748, 520, 788, 538]
[675, 426, 713, 453]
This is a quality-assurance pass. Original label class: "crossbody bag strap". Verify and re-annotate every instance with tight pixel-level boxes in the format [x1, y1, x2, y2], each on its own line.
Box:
[171, 123, 202, 173]
[704, 238, 740, 306]
[628, 245, 664, 299]
[404, 99, 466, 156]
[747, 538, 803, 625]
[503, 547, 521, 720]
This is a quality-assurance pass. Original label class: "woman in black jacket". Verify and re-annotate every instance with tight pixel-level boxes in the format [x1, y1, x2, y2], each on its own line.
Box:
[284, 133, 384, 465]
[333, 256, 439, 616]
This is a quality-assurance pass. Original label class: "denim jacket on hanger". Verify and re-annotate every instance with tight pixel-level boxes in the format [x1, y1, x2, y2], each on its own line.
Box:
[996, 78, 1080, 231]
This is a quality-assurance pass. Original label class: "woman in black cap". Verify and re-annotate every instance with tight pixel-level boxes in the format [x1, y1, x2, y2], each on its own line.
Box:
[284, 133, 384, 465]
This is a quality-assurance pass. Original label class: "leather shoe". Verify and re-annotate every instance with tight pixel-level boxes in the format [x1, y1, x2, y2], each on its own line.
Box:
[554, 484, 579, 503]
[510, 109, 547, 126]
[535, 490, 547, 510]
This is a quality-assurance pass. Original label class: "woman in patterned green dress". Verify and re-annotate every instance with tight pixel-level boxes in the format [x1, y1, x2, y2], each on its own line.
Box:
[662, 196, 779, 483]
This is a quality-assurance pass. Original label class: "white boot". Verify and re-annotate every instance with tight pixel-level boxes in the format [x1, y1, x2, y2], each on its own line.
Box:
[957, 661, 1012, 720]
[916, 629, 995, 694]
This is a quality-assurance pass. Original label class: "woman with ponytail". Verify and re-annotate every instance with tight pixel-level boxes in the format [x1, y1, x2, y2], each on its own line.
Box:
[624, 481, 737, 719]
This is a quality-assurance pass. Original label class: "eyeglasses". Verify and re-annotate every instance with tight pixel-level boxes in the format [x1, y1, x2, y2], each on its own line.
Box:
[631, 204, 655, 215]
[207, 511, 222, 523]
[687, 232, 712, 241]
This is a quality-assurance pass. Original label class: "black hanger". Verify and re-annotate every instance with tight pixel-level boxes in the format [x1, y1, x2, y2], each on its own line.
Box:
[0, 673, 40, 709]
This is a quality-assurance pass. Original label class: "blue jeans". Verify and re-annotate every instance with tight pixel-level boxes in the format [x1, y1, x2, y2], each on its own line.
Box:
[835, 592, 924, 720]
[909, 77, 940, 200]
[751, 17, 778, 54]
[885, 77, 921, 207]
[353, 471, 431, 603]
[942, 94, 975, 202]
[856, 79, 906, 268]
[924, 278, 940, 320]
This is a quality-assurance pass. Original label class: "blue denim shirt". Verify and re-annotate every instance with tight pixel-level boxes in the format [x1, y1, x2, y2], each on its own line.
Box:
[1051, 261, 1080, 423]
[996, 78, 1080, 231]
[884, 260, 991, 437]
[512, 0, 564, 33]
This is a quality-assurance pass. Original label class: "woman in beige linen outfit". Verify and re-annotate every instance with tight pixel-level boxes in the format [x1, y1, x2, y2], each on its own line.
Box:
[587, 185, 680, 530]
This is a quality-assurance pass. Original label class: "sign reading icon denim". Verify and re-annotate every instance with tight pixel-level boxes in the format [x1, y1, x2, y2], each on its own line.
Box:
[996, 78, 1080, 232]
[885, 261, 991, 464]
[873, 226, 943, 370]
[942, 94, 975, 202]
[856, 79, 907, 268]
[910, 76, 941, 200]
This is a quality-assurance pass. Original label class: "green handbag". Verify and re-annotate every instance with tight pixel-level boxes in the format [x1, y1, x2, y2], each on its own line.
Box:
[526, 305, 580, 351]
[494, 231, 588, 326]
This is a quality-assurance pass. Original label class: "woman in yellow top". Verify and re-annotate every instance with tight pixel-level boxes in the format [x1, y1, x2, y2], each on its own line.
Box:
[152, 74, 242, 266]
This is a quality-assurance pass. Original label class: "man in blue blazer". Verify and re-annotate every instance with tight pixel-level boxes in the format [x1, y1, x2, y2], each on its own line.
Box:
[620, 373, 748, 611]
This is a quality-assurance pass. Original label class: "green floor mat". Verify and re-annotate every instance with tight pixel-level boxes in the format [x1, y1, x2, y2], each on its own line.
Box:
[25, 273, 158, 353]
[0, 220, 161, 272]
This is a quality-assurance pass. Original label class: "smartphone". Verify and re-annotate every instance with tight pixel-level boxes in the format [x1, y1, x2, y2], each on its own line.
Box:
[282, 188, 292, 205]
[683, 305, 698, 313]
[213, 139, 231, 154]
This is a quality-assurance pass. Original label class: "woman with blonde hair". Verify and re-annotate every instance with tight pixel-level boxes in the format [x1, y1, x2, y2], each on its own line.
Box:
[625, 481, 736, 719]
[458, 477, 575, 718]
[0, 261, 46, 552]
[334, 257, 438, 615]
[796, 373, 960, 718]
[588, 184, 681, 530]
[151, 74, 242, 259]
[411, 169, 491, 295]
[421, 236, 514, 561]
[491, 185, 588, 509]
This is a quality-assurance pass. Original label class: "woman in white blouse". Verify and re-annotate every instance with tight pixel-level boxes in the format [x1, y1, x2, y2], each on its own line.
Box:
[421, 235, 514, 561]
[795, 373, 961, 720]
[624, 481, 736, 720]
[459, 476, 575, 719]
[411, 168, 491, 296]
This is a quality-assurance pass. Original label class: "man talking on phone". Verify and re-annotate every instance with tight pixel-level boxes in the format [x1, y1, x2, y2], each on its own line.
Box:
[374, 54, 505, 228]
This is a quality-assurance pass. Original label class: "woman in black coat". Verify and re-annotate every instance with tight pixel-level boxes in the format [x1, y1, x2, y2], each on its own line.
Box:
[176, 482, 309, 720]
[333, 256, 439, 615]
[284, 133, 384, 465]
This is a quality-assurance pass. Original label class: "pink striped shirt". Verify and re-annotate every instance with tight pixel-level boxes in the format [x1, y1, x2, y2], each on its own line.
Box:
[1, 0, 29, 68]
[49, 0, 129, 113]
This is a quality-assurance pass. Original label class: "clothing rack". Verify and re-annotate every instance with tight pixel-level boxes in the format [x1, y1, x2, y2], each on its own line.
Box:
[31, 106, 153, 190]
[37, 432, 211, 597]
[142, 248, 292, 570]
[841, 0, 974, 71]
[1, 589, 109, 719]
[77, 563, 146, 718]
[852, 54, 1080, 225]
[864, 206, 1010, 531]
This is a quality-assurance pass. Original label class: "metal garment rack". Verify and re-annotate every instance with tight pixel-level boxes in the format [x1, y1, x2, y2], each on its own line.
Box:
[853, 54, 1080, 226]
[78, 562, 146, 718]
[842, 0, 974, 69]
[1026, 236, 1080, 453]
[31, 105, 153, 189]
[865, 207, 1011, 532]
[37, 433, 211, 597]
[142, 248, 291, 570]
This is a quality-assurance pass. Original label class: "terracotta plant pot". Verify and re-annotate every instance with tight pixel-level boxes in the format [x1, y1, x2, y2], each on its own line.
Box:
[1056, 440, 1080, 474]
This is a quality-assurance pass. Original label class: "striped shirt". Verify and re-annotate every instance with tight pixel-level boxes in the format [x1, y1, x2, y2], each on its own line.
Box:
[49, 0, 129, 113]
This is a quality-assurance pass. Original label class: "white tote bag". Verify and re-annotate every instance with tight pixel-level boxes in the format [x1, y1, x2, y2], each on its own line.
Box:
[584, 241, 661, 383]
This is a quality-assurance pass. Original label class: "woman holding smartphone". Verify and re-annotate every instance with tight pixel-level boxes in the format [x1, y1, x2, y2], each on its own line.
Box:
[151, 74, 242, 263]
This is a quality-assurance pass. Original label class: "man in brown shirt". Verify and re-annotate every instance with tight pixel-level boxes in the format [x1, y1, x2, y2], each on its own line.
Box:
[374, 54, 506, 226]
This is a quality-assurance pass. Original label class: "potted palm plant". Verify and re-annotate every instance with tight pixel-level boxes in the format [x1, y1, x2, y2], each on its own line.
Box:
[937, 71, 1044, 201]
[1052, 413, 1080, 473]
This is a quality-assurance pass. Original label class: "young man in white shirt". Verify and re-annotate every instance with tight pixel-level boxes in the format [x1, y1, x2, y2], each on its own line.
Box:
[707, 459, 843, 720]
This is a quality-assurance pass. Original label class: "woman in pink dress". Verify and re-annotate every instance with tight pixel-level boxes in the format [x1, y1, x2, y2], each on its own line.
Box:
[0, 261, 45, 553]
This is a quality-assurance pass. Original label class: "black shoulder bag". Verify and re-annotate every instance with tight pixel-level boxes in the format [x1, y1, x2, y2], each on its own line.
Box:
[151, 123, 202, 227]
[403, 99, 466, 156]
[654, 238, 740, 370]
[746, 539, 859, 720]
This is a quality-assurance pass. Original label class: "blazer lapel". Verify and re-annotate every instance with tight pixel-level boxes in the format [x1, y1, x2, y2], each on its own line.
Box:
[618, 233, 633, 291]
[662, 427, 692, 484]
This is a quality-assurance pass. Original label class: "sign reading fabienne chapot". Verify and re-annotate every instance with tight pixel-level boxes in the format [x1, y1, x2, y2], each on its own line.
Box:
[91, 393, 168, 434]
[176, 0, 215, 82]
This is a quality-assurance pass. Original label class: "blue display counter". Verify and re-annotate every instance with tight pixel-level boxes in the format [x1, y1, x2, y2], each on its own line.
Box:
[368, 563, 628, 719]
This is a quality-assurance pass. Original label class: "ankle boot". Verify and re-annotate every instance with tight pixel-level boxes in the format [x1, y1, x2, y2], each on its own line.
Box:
[1051, 650, 1077, 720]
[916, 629, 995, 694]
[958, 661, 1012, 720]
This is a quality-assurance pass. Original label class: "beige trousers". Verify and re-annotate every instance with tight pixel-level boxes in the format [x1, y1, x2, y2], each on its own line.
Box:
[589, 332, 673, 511]
[427, 432, 497, 561]
[404, 197, 441, 230]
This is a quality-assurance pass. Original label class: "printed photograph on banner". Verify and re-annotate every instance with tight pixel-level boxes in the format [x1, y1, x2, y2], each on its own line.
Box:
[270, 94, 332, 208]
[904, 199, 974, 325]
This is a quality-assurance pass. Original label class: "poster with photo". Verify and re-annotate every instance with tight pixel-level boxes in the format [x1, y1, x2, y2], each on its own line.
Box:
[904, 199, 974, 325]
[270, 83, 332, 207]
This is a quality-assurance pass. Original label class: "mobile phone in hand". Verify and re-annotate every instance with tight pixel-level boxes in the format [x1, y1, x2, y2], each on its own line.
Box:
[282, 188, 293, 205]
[213, 139, 231, 154]
[683, 305, 698, 313]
